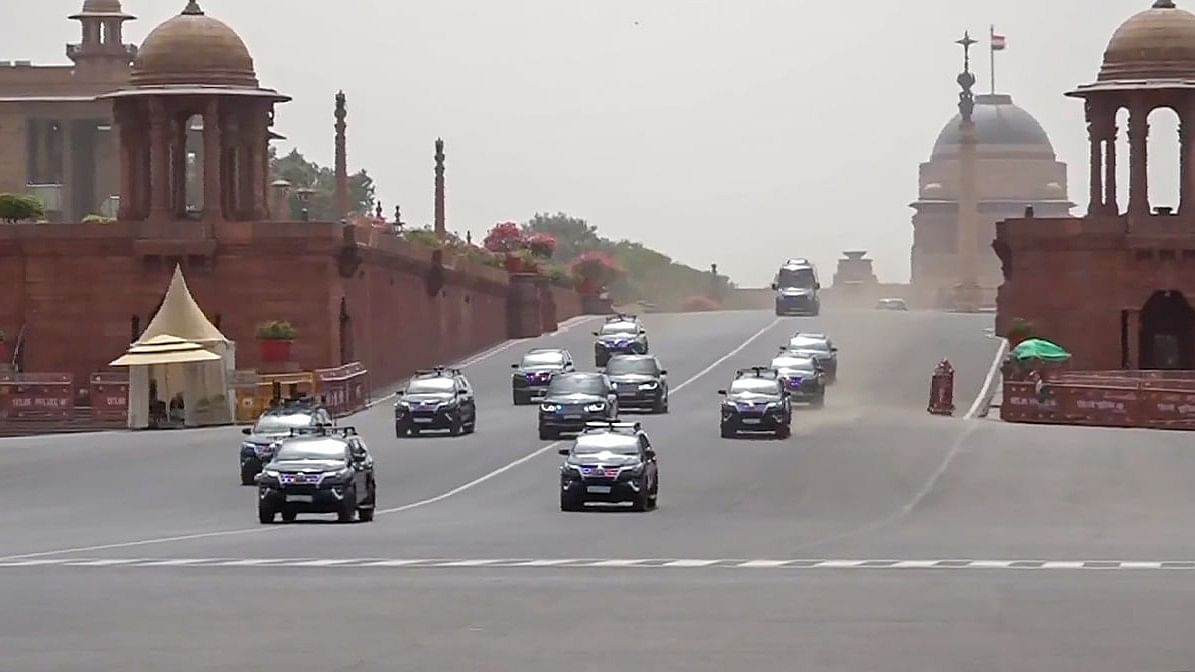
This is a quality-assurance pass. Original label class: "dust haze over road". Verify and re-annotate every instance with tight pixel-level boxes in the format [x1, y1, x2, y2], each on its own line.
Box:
[2, 307, 1192, 672]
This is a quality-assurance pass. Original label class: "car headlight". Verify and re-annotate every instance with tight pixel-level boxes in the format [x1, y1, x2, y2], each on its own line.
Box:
[262, 469, 280, 479]
[541, 402, 561, 412]
[241, 441, 256, 452]
[638, 382, 658, 390]
[585, 402, 606, 412]
[561, 463, 580, 473]
[395, 400, 410, 409]
[622, 463, 644, 475]
[439, 400, 458, 410]
[323, 467, 352, 481]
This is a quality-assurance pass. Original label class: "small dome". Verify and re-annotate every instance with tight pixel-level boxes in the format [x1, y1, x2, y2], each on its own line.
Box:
[1100, 1, 1195, 81]
[82, 0, 123, 12]
[931, 94, 1055, 160]
[130, 1, 258, 88]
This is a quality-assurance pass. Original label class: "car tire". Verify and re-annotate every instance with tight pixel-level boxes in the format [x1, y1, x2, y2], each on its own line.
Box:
[357, 507, 375, 522]
[240, 466, 257, 486]
[281, 509, 297, 523]
[631, 486, 650, 512]
[512, 391, 526, 406]
[258, 505, 275, 524]
[539, 427, 557, 441]
[720, 424, 735, 439]
[395, 423, 409, 438]
[467, 415, 477, 434]
[449, 415, 463, 437]
[560, 495, 583, 512]
[776, 423, 791, 439]
[337, 489, 357, 523]
[653, 397, 667, 414]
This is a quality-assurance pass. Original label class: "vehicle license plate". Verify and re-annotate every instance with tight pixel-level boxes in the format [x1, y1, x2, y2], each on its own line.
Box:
[587, 485, 612, 494]
[414, 417, 434, 423]
[564, 414, 582, 420]
[286, 494, 314, 503]
[741, 418, 761, 425]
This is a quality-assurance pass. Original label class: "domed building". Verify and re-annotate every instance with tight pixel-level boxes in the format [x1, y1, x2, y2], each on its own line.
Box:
[911, 93, 1072, 308]
[995, 0, 1195, 371]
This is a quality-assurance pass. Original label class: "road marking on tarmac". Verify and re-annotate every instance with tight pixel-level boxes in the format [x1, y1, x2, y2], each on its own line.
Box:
[1, 557, 1193, 571]
[0, 314, 783, 562]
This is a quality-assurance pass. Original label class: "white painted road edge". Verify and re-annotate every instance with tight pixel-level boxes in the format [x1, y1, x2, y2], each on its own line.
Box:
[0, 315, 783, 561]
[964, 336, 1009, 420]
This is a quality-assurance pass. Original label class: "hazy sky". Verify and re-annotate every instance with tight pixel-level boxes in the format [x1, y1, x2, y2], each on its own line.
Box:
[8, 1, 1174, 285]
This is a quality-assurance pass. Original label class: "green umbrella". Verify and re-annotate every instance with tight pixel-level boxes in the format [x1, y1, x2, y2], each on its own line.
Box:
[1011, 338, 1071, 362]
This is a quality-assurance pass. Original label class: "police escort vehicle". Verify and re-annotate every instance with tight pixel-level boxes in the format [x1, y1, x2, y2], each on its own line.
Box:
[771, 349, 827, 407]
[605, 354, 669, 413]
[239, 398, 334, 485]
[593, 314, 649, 367]
[394, 367, 477, 437]
[256, 426, 377, 524]
[558, 421, 659, 512]
[772, 258, 821, 316]
[511, 348, 575, 405]
[718, 367, 793, 438]
[786, 332, 838, 382]
[538, 371, 619, 440]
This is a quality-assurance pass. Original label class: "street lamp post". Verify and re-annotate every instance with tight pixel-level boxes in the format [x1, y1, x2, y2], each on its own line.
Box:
[295, 187, 316, 221]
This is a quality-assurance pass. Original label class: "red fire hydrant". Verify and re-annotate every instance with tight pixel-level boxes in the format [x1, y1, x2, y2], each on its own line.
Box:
[928, 359, 955, 416]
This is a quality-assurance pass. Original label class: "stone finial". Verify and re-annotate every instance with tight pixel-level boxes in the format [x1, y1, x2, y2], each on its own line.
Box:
[375, 201, 383, 219]
[956, 32, 977, 124]
[182, 0, 204, 15]
[1154, 0, 1176, 8]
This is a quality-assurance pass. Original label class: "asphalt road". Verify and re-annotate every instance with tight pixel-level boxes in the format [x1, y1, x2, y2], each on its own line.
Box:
[3, 308, 1192, 671]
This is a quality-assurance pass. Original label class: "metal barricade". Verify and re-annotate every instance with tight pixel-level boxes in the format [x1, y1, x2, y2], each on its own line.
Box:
[0, 373, 75, 420]
[89, 372, 130, 422]
[314, 363, 368, 417]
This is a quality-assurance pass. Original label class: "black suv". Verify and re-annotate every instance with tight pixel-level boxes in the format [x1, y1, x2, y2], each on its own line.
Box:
[394, 367, 477, 437]
[239, 398, 334, 485]
[718, 367, 793, 438]
[256, 427, 377, 524]
[593, 315, 649, 367]
[538, 372, 619, 440]
[771, 350, 826, 407]
[511, 348, 575, 405]
[558, 421, 658, 512]
[605, 354, 669, 413]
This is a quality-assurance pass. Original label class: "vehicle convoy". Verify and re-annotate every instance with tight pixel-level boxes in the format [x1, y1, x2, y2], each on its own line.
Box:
[538, 371, 619, 439]
[394, 367, 477, 437]
[605, 354, 669, 413]
[718, 367, 793, 438]
[772, 258, 821, 316]
[511, 348, 575, 405]
[771, 351, 827, 407]
[785, 332, 838, 382]
[256, 426, 376, 524]
[239, 398, 335, 485]
[558, 421, 658, 512]
[593, 314, 649, 367]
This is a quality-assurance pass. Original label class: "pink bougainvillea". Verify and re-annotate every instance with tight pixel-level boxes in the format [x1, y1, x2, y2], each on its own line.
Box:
[570, 251, 623, 294]
[482, 221, 526, 254]
[526, 233, 558, 258]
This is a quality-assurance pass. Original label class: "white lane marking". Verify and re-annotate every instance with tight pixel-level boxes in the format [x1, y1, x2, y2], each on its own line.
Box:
[0, 557, 1193, 571]
[964, 336, 1009, 419]
[0, 314, 781, 562]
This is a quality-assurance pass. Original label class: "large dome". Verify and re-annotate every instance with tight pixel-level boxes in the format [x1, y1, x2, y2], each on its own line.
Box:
[129, 1, 258, 88]
[1099, 1, 1195, 82]
[931, 94, 1055, 160]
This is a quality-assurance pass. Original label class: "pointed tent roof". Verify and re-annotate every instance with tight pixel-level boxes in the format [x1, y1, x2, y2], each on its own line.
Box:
[139, 265, 229, 345]
[110, 334, 223, 367]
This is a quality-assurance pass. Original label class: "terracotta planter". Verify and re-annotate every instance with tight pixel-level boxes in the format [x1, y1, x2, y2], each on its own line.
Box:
[260, 339, 293, 363]
[504, 255, 523, 273]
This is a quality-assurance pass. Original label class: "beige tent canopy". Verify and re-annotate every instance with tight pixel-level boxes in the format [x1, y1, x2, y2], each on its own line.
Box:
[117, 265, 238, 429]
[109, 335, 222, 367]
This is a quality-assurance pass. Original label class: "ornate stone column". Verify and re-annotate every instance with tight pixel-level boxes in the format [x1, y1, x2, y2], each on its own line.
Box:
[115, 103, 133, 220]
[1128, 97, 1150, 217]
[147, 97, 172, 221]
[1182, 94, 1195, 215]
[170, 112, 188, 218]
[61, 119, 76, 221]
[202, 97, 224, 222]
[1086, 101, 1104, 215]
[248, 102, 268, 220]
[1104, 111, 1119, 215]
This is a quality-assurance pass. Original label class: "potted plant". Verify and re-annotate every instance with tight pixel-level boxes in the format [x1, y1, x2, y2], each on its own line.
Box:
[256, 320, 296, 363]
[526, 233, 557, 259]
[571, 251, 623, 296]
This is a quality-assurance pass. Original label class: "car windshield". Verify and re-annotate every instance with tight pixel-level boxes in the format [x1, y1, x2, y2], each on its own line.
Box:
[606, 358, 659, 375]
[573, 438, 640, 455]
[790, 338, 830, 352]
[600, 322, 638, 335]
[777, 267, 815, 289]
[406, 378, 456, 394]
[772, 357, 816, 372]
[253, 413, 314, 433]
[548, 375, 606, 395]
[522, 351, 564, 366]
[730, 379, 781, 395]
[273, 441, 347, 462]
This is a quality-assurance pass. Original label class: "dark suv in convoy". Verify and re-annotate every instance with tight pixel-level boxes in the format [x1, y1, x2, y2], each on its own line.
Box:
[605, 354, 669, 413]
[558, 421, 658, 512]
[239, 399, 334, 485]
[593, 315, 649, 367]
[537, 372, 619, 440]
[511, 348, 575, 405]
[786, 333, 838, 382]
[772, 259, 821, 316]
[256, 427, 376, 524]
[718, 368, 793, 439]
[394, 367, 477, 437]
[771, 350, 826, 407]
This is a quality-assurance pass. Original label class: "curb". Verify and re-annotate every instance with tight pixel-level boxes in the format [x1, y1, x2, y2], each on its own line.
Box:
[964, 336, 1008, 420]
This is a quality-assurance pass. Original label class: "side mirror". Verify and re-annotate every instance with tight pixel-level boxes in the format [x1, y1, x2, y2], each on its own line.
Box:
[717, 389, 727, 395]
[770, 283, 778, 290]
[659, 370, 668, 375]
[395, 390, 404, 396]
[242, 427, 251, 435]
[814, 282, 821, 289]
[592, 331, 600, 336]
[458, 389, 468, 395]
[511, 363, 519, 369]
[557, 447, 570, 456]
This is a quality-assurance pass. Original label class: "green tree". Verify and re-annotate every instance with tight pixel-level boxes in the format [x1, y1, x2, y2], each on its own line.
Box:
[524, 212, 605, 260]
[270, 148, 376, 220]
[0, 193, 46, 223]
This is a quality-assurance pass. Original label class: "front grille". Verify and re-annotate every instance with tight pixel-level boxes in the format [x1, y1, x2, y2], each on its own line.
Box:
[278, 472, 325, 486]
[276, 483, 321, 494]
[579, 465, 620, 479]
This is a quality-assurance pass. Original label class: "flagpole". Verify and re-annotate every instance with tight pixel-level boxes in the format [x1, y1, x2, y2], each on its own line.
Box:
[989, 25, 996, 94]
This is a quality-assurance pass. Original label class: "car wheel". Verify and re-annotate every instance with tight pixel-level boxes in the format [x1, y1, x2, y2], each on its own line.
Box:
[357, 506, 375, 522]
[631, 486, 650, 512]
[337, 491, 357, 523]
[720, 424, 735, 439]
[776, 423, 791, 439]
[560, 495, 583, 512]
[467, 415, 478, 434]
[449, 415, 463, 437]
[539, 427, 557, 441]
[240, 466, 257, 486]
[281, 509, 297, 523]
[512, 391, 526, 405]
[258, 505, 275, 525]
[395, 423, 409, 438]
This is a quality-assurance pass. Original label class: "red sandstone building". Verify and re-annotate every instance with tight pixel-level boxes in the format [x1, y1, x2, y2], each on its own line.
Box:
[0, 1, 577, 398]
[996, 0, 1195, 370]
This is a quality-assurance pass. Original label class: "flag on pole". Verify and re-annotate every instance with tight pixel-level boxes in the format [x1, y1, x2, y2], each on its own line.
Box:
[991, 30, 1007, 51]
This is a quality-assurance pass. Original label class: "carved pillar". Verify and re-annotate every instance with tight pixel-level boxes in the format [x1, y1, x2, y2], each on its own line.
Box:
[170, 113, 187, 218]
[1086, 101, 1104, 216]
[1105, 115, 1119, 215]
[61, 119, 76, 221]
[133, 121, 150, 220]
[1128, 98, 1150, 217]
[1182, 94, 1195, 215]
[115, 103, 132, 220]
[249, 102, 268, 220]
[148, 98, 171, 221]
[202, 97, 224, 222]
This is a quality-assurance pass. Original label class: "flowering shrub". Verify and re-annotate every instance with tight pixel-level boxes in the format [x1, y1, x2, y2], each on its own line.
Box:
[526, 233, 557, 258]
[680, 295, 721, 312]
[571, 251, 623, 294]
[482, 221, 526, 254]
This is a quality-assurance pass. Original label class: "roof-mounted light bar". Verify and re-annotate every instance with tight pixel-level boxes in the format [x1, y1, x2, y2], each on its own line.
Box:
[583, 420, 641, 432]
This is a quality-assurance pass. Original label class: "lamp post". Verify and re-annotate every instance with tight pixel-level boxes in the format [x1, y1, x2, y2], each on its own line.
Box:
[270, 179, 291, 222]
[295, 187, 316, 221]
